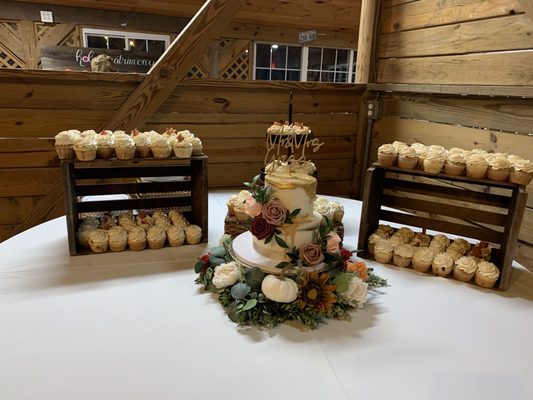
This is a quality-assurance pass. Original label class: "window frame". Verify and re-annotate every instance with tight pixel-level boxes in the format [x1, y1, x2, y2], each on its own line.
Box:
[81, 28, 171, 52]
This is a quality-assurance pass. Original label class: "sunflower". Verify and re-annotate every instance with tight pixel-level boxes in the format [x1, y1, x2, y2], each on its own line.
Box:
[296, 271, 337, 313]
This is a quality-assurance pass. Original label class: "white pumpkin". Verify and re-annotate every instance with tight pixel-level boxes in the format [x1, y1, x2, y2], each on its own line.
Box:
[261, 274, 298, 303]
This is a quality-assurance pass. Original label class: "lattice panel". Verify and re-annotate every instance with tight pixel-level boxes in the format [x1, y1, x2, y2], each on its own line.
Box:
[222, 50, 249, 80]
[0, 45, 23, 68]
[186, 64, 208, 79]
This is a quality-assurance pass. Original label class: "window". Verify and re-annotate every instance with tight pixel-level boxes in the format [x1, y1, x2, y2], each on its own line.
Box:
[82, 28, 170, 56]
[254, 42, 356, 83]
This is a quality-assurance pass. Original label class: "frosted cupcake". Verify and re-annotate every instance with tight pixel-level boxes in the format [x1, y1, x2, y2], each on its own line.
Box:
[54, 130, 78, 160]
[465, 153, 488, 179]
[487, 154, 511, 182]
[431, 252, 454, 277]
[374, 224, 394, 239]
[150, 134, 171, 158]
[132, 129, 152, 158]
[186, 136, 203, 156]
[185, 225, 203, 244]
[409, 232, 431, 247]
[453, 256, 477, 282]
[374, 240, 394, 264]
[147, 226, 167, 249]
[392, 141, 408, 154]
[398, 146, 419, 169]
[76, 223, 98, 249]
[509, 158, 533, 185]
[367, 233, 383, 255]
[475, 261, 500, 288]
[445, 243, 465, 261]
[95, 130, 115, 159]
[453, 238, 471, 254]
[108, 226, 128, 252]
[423, 149, 446, 174]
[73, 135, 97, 161]
[100, 215, 117, 230]
[136, 212, 153, 231]
[429, 234, 450, 254]
[169, 210, 189, 228]
[173, 134, 193, 158]
[411, 247, 434, 272]
[393, 244, 414, 267]
[167, 226, 186, 247]
[411, 143, 427, 170]
[469, 241, 492, 261]
[377, 144, 398, 167]
[114, 132, 136, 160]
[87, 229, 109, 253]
[444, 151, 466, 176]
[128, 226, 147, 251]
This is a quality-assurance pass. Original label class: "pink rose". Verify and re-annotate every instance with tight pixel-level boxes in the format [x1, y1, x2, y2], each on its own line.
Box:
[326, 232, 341, 253]
[299, 243, 324, 266]
[263, 199, 287, 225]
[244, 196, 262, 217]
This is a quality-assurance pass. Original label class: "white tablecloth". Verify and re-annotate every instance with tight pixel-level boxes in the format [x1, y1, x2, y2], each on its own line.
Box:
[1, 191, 532, 400]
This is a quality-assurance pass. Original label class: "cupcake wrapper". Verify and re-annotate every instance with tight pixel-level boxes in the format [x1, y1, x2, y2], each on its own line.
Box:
[411, 260, 432, 273]
[116, 147, 136, 160]
[151, 147, 171, 158]
[186, 234, 202, 245]
[136, 146, 151, 158]
[97, 147, 115, 159]
[75, 149, 97, 161]
[128, 240, 146, 251]
[109, 242, 127, 252]
[174, 147, 193, 159]
[148, 238, 166, 249]
[56, 145, 75, 160]
[168, 237, 185, 247]
[453, 268, 475, 282]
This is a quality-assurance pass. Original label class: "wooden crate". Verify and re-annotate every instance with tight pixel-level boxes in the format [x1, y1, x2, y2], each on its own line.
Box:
[62, 156, 208, 255]
[357, 165, 528, 290]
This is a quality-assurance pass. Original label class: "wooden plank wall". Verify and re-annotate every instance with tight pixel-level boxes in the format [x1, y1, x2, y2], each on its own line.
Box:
[370, 0, 533, 268]
[0, 69, 364, 242]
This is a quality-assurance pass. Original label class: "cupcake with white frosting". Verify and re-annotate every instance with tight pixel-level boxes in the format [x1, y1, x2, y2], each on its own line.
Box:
[132, 130, 152, 158]
[108, 226, 128, 252]
[185, 225, 203, 244]
[147, 226, 167, 249]
[374, 240, 394, 264]
[509, 158, 533, 185]
[410, 143, 427, 170]
[87, 229, 109, 253]
[423, 148, 446, 174]
[367, 233, 383, 255]
[96, 130, 115, 159]
[167, 226, 185, 247]
[186, 136, 203, 156]
[150, 134, 171, 158]
[487, 154, 511, 182]
[73, 134, 97, 161]
[453, 256, 477, 282]
[114, 132, 136, 160]
[54, 130, 78, 160]
[431, 252, 454, 277]
[398, 146, 419, 169]
[173, 133, 193, 159]
[393, 244, 414, 267]
[444, 151, 466, 176]
[377, 143, 397, 167]
[392, 141, 408, 154]
[475, 261, 500, 288]
[465, 153, 489, 179]
[128, 226, 147, 251]
[411, 247, 434, 272]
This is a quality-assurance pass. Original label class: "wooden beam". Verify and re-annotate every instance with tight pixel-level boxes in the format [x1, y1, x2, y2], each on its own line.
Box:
[103, 0, 245, 132]
[518, 0, 533, 22]
[355, 0, 377, 83]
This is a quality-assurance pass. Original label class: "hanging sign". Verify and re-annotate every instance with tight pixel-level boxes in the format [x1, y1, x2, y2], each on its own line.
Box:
[298, 30, 317, 43]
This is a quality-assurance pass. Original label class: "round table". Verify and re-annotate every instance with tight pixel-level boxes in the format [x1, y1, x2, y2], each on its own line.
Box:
[1, 191, 532, 400]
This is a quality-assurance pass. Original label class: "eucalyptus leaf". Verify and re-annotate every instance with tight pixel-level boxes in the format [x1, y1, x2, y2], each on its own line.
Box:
[227, 301, 239, 322]
[231, 282, 251, 300]
[244, 267, 266, 291]
[240, 299, 257, 312]
[275, 235, 289, 249]
[209, 255, 226, 267]
[210, 246, 227, 258]
[194, 261, 205, 274]
[275, 261, 292, 269]
[264, 235, 274, 244]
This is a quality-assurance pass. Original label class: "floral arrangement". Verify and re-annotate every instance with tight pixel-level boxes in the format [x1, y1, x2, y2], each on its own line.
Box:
[194, 176, 387, 329]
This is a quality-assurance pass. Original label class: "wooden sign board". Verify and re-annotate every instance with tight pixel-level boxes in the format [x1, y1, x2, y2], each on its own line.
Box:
[40, 45, 161, 72]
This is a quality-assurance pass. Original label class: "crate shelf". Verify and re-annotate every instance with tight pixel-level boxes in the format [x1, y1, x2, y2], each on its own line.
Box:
[62, 156, 208, 255]
[357, 164, 528, 290]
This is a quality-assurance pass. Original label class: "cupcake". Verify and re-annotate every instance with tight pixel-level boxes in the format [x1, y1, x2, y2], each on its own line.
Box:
[411, 247, 434, 272]
[487, 154, 511, 182]
[186, 136, 203, 156]
[392, 141, 409, 154]
[147, 226, 167, 249]
[367, 233, 383, 255]
[475, 261, 500, 288]
[453, 238, 471, 253]
[444, 151, 466, 176]
[167, 226, 185, 247]
[95, 130, 115, 159]
[509, 158, 533, 185]
[423, 149, 446, 174]
[429, 234, 450, 254]
[332, 202, 344, 222]
[374, 240, 394, 264]
[185, 225, 203, 244]
[73, 135, 97, 161]
[393, 244, 414, 267]
[54, 130, 78, 160]
[87, 229, 109, 253]
[76, 223, 98, 249]
[173, 133, 193, 158]
[465, 153, 488, 179]
[234, 202, 249, 222]
[409, 232, 431, 247]
[100, 214, 117, 230]
[128, 226, 147, 251]
[453, 256, 477, 282]
[431, 252, 454, 277]
[132, 129, 152, 158]
[411, 143, 427, 170]
[136, 212, 153, 231]
[469, 241, 492, 261]
[150, 134, 172, 158]
[397, 146, 419, 169]
[377, 144, 398, 167]
[374, 224, 394, 239]
[114, 132, 136, 160]
[169, 210, 189, 227]
[108, 226, 128, 252]
[446, 243, 465, 261]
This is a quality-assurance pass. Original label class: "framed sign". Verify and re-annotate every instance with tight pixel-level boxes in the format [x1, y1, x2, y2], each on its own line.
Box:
[40, 45, 161, 73]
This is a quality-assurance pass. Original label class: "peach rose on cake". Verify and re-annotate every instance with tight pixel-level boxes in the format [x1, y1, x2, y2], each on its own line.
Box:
[326, 232, 341, 253]
[244, 196, 262, 217]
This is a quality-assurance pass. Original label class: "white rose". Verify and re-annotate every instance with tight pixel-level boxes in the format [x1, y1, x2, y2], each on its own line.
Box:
[212, 261, 240, 289]
[341, 277, 368, 308]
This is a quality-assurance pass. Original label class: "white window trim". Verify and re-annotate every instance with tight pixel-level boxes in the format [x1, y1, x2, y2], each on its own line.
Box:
[82, 28, 170, 51]
[253, 41, 356, 83]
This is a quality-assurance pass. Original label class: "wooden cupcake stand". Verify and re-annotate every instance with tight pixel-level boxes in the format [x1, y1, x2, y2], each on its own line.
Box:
[357, 164, 528, 290]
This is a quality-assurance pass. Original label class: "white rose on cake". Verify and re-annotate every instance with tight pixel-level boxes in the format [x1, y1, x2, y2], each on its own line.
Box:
[212, 261, 241, 289]
[339, 277, 368, 308]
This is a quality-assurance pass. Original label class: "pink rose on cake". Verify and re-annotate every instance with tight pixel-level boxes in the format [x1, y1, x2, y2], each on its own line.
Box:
[250, 216, 276, 240]
[326, 232, 341, 253]
[244, 196, 262, 217]
[262, 199, 287, 225]
[299, 243, 325, 266]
